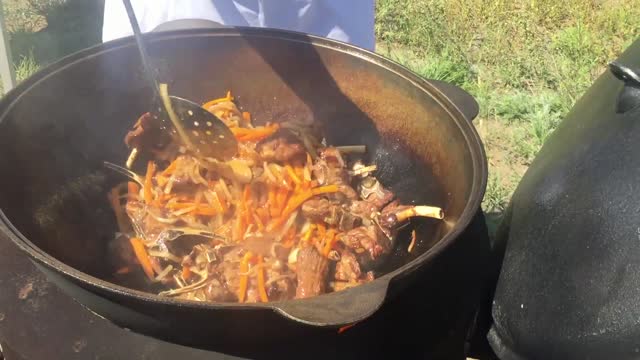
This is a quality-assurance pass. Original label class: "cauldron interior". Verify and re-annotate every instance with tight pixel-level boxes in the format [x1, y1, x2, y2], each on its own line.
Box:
[0, 31, 475, 294]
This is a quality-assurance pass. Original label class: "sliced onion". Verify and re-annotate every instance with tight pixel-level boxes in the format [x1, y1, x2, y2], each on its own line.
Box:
[218, 178, 233, 201]
[154, 264, 174, 281]
[148, 250, 182, 263]
[227, 159, 252, 184]
[275, 211, 298, 243]
[263, 162, 277, 184]
[146, 210, 180, 224]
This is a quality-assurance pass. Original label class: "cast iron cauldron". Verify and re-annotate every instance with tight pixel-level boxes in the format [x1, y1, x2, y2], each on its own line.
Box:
[0, 27, 487, 355]
[489, 38, 640, 360]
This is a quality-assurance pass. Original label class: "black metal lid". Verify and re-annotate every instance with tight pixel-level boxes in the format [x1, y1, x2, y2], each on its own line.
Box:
[490, 38, 640, 360]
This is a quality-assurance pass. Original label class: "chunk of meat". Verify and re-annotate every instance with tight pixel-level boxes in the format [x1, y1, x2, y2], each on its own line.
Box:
[124, 112, 152, 148]
[245, 277, 260, 303]
[243, 235, 275, 257]
[342, 226, 391, 262]
[295, 247, 329, 299]
[257, 136, 305, 162]
[378, 200, 412, 229]
[334, 249, 362, 282]
[218, 247, 243, 299]
[301, 198, 333, 222]
[204, 278, 235, 302]
[364, 187, 394, 209]
[266, 267, 296, 301]
[349, 200, 379, 219]
[320, 147, 346, 168]
[124, 112, 170, 150]
[359, 177, 394, 209]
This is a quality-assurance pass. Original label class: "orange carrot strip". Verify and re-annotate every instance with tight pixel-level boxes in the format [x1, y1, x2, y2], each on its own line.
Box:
[115, 266, 131, 275]
[338, 323, 357, 334]
[257, 256, 269, 303]
[253, 212, 265, 232]
[144, 161, 156, 204]
[256, 207, 270, 224]
[161, 159, 178, 176]
[242, 111, 251, 125]
[194, 191, 203, 207]
[127, 182, 140, 201]
[129, 237, 154, 280]
[275, 187, 289, 217]
[182, 265, 192, 280]
[323, 229, 337, 256]
[212, 191, 228, 213]
[268, 185, 340, 231]
[167, 202, 202, 209]
[193, 208, 219, 216]
[301, 224, 315, 244]
[281, 225, 298, 248]
[232, 124, 280, 142]
[202, 91, 234, 109]
[238, 252, 253, 302]
[285, 164, 302, 185]
[317, 223, 326, 240]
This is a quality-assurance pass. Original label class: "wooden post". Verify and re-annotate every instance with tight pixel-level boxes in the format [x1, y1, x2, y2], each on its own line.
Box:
[0, 0, 15, 93]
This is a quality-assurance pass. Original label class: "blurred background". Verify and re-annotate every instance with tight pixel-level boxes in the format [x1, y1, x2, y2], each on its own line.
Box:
[2, 0, 638, 234]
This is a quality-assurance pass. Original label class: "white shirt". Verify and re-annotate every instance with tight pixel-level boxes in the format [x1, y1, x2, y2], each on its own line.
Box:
[102, 0, 375, 50]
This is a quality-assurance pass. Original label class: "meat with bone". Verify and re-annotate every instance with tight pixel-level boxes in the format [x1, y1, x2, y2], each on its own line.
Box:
[341, 225, 391, 264]
[257, 136, 305, 163]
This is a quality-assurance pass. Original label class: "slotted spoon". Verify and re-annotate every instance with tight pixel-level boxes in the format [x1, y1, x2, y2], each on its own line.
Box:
[122, 0, 237, 160]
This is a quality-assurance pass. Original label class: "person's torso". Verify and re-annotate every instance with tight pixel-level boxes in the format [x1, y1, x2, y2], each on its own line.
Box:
[102, 0, 375, 50]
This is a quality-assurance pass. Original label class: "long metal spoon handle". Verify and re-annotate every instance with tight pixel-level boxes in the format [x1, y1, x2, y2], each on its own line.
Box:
[122, 0, 160, 99]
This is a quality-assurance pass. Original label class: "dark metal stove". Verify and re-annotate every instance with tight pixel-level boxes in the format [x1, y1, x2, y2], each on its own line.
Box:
[0, 212, 493, 360]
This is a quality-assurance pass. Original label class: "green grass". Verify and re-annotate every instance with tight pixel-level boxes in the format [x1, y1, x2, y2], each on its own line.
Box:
[14, 49, 39, 82]
[376, 0, 640, 225]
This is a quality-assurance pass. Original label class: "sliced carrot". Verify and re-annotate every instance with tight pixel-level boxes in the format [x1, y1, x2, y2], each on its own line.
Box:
[202, 91, 233, 109]
[167, 202, 202, 210]
[274, 187, 289, 217]
[115, 266, 131, 275]
[285, 164, 302, 185]
[268, 185, 340, 231]
[301, 224, 316, 244]
[281, 225, 298, 248]
[127, 182, 140, 201]
[338, 323, 357, 334]
[194, 191, 203, 207]
[238, 252, 253, 303]
[161, 159, 178, 176]
[317, 223, 326, 240]
[193, 207, 220, 216]
[129, 237, 154, 280]
[233, 210, 245, 242]
[143, 161, 156, 204]
[256, 207, 270, 224]
[242, 111, 251, 126]
[212, 191, 228, 213]
[257, 256, 269, 303]
[182, 265, 192, 281]
[232, 124, 280, 142]
[323, 229, 337, 256]
[252, 212, 265, 232]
